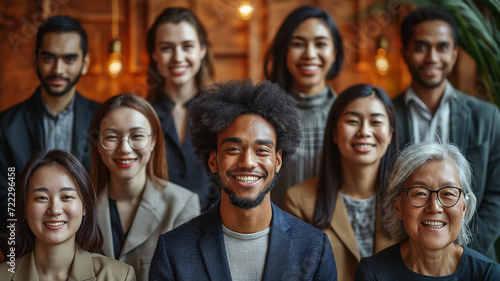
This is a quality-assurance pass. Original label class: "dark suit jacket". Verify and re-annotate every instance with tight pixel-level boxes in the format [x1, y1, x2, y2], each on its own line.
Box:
[151, 95, 219, 211]
[150, 203, 337, 280]
[0, 87, 99, 249]
[393, 89, 500, 260]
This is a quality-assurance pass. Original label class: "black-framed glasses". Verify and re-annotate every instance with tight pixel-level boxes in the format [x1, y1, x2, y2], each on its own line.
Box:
[402, 186, 463, 208]
[99, 132, 153, 151]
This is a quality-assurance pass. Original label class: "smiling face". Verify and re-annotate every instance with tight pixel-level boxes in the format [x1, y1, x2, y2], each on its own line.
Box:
[208, 114, 282, 209]
[286, 18, 336, 94]
[395, 159, 466, 251]
[26, 164, 84, 247]
[36, 32, 89, 97]
[152, 21, 207, 89]
[402, 20, 457, 91]
[98, 107, 156, 184]
[334, 95, 392, 168]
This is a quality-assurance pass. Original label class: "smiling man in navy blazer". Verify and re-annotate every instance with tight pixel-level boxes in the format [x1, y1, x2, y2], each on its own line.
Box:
[0, 16, 99, 253]
[150, 79, 337, 280]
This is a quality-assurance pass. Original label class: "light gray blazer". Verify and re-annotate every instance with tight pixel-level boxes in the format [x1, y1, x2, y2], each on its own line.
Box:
[97, 179, 200, 281]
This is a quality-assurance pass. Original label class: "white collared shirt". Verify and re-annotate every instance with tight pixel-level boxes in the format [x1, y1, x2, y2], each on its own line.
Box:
[405, 81, 457, 143]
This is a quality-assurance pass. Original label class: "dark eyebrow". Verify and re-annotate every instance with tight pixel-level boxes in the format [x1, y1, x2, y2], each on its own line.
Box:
[40, 51, 79, 58]
[344, 111, 387, 118]
[291, 35, 330, 41]
[221, 137, 242, 145]
[256, 139, 275, 147]
[33, 187, 77, 193]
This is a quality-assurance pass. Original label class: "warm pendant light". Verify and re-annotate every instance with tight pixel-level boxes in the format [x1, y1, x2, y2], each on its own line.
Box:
[237, 1, 254, 20]
[107, 0, 122, 77]
[375, 36, 389, 75]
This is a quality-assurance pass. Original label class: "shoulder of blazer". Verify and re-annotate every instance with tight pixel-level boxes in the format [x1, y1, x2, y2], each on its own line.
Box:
[74, 91, 100, 112]
[0, 90, 41, 121]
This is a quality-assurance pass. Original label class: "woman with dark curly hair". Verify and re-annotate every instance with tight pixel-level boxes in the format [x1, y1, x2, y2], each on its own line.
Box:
[0, 150, 135, 280]
[284, 84, 398, 281]
[146, 7, 217, 211]
[264, 5, 344, 207]
[90, 94, 199, 281]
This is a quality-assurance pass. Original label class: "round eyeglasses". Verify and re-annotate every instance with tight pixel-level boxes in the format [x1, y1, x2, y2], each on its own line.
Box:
[402, 186, 463, 208]
[99, 132, 153, 151]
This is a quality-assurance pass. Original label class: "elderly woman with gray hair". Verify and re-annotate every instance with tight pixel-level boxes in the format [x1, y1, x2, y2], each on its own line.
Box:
[355, 142, 500, 280]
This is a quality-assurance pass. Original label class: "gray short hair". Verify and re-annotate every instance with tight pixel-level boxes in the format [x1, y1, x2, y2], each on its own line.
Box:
[381, 141, 477, 245]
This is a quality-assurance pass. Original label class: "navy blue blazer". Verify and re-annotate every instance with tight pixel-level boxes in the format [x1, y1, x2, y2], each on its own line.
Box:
[393, 88, 500, 260]
[150, 203, 337, 280]
[0, 87, 99, 250]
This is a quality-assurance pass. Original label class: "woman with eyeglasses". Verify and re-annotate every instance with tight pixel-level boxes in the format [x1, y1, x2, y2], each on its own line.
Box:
[90, 94, 200, 281]
[355, 142, 500, 280]
[284, 84, 398, 281]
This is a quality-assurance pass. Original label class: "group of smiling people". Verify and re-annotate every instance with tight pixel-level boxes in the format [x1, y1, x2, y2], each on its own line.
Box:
[1, 4, 500, 281]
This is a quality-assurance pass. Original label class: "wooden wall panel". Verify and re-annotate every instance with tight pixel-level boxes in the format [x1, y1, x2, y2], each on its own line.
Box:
[0, 0, 479, 111]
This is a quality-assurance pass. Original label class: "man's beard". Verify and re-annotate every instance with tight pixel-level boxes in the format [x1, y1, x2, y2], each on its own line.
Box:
[409, 65, 450, 89]
[218, 173, 278, 210]
[37, 67, 82, 97]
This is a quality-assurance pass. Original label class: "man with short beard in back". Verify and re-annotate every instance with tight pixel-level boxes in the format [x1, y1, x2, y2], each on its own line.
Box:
[0, 15, 99, 255]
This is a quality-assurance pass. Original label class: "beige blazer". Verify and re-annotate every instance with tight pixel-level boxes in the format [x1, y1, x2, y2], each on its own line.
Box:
[97, 179, 200, 281]
[284, 176, 397, 281]
[0, 244, 136, 281]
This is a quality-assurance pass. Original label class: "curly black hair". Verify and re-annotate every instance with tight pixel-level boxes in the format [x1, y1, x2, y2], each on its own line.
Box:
[190, 79, 301, 173]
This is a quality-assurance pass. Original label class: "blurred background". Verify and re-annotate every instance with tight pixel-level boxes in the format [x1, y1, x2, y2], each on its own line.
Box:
[0, 0, 486, 110]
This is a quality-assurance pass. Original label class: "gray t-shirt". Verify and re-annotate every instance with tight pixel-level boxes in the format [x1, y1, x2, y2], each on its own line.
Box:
[222, 225, 270, 281]
[340, 192, 376, 258]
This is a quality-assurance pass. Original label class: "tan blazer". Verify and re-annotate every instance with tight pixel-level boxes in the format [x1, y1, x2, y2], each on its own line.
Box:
[284, 176, 397, 281]
[0, 244, 136, 281]
[97, 179, 200, 281]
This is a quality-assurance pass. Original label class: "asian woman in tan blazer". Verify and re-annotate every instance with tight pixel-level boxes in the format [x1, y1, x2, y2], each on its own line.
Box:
[0, 150, 135, 281]
[284, 84, 398, 281]
[90, 94, 200, 281]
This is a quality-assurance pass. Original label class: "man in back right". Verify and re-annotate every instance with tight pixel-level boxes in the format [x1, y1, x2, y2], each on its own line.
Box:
[393, 7, 500, 260]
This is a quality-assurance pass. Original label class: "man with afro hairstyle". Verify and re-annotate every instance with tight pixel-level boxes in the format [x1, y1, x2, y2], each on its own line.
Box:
[150, 79, 337, 280]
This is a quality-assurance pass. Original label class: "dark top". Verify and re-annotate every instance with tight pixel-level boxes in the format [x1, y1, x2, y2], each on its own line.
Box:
[151, 94, 219, 211]
[393, 89, 500, 260]
[109, 197, 127, 259]
[0, 87, 99, 253]
[150, 202, 337, 280]
[355, 242, 500, 281]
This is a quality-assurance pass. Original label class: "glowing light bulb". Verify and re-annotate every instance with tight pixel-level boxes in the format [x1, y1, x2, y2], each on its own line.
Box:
[107, 39, 122, 78]
[375, 48, 389, 75]
[237, 1, 254, 20]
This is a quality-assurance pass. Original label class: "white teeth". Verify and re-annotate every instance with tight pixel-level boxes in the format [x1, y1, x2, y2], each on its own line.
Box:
[355, 144, 373, 149]
[116, 159, 134, 164]
[171, 67, 187, 72]
[422, 221, 445, 228]
[44, 222, 65, 226]
[300, 65, 318, 70]
[234, 176, 259, 183]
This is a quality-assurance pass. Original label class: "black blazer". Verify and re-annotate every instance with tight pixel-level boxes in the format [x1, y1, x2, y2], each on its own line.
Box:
[151, 95, 219, 211]
[0, 87, 99, 248]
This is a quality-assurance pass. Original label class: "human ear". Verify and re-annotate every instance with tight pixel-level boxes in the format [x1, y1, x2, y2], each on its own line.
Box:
[81, 53, 90, 75]
[275, 149, 283, 173]
[208, 151, 218, 173]
[394, 197, 403, 220]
